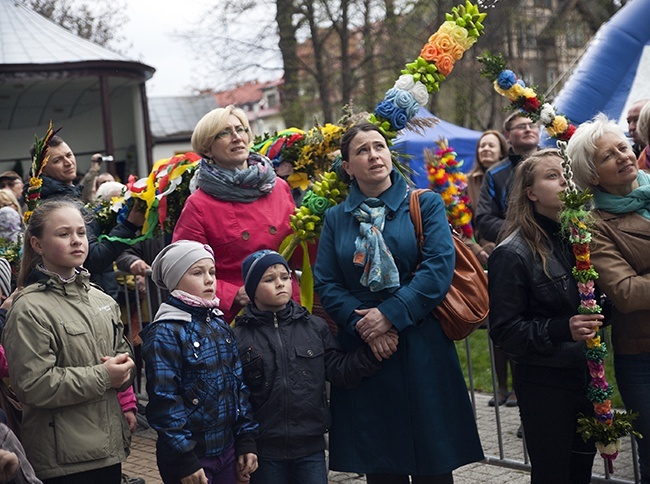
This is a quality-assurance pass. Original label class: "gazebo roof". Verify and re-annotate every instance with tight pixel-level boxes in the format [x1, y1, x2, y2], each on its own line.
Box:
[0, 0, 154, 132]
[0, 0, 130, 64]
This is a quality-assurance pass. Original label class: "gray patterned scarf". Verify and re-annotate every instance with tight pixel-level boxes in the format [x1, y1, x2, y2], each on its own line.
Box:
[197, 153, 277, 203]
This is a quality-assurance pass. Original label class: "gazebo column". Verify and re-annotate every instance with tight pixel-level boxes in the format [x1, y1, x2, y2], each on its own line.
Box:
[99, 74, 115, 176]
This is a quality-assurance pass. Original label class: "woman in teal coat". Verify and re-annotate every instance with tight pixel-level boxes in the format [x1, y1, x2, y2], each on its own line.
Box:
[314, 122, 483, 483]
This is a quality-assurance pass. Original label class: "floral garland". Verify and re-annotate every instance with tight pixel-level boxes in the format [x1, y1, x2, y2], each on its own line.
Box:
[557, 140, 640, 473]
[24, 121, 62, 224]
[96, 152, 201, 244]
[371, 1, 486, 140]
[271, 1, 487, 311]
[478, 53, 577, 141]
[252, 124, 347, 191]
[424, 139, 473, 238]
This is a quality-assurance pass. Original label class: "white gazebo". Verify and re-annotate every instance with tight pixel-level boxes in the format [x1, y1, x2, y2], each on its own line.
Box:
[0, 0, 155, 179]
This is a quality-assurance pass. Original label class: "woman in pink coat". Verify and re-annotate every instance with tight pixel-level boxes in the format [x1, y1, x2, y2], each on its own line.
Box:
[173, 105, 299, 322]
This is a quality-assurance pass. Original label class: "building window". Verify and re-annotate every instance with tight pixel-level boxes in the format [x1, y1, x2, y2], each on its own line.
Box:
[566, 22, 587, 48]
[518, 24, 537, 52]
[267, 93, 278, 108]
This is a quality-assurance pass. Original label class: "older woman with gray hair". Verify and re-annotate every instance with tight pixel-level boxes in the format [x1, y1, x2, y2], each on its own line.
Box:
[567, 113, 650, 483]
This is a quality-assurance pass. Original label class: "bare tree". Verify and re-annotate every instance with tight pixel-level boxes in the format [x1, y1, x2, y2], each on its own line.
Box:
[23, 0, 129, 52]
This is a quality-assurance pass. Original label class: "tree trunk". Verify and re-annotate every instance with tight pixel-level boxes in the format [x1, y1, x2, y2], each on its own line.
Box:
[276, 0, 305, 128]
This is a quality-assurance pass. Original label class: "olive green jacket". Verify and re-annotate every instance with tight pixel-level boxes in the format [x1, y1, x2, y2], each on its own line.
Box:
[2, 269, 132, 480]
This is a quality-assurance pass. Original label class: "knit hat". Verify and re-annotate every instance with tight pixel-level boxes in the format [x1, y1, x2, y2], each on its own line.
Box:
[151, 240, 215, 291]
[241, 250, 290, 300]
[0, 257, 11, 299]
[0, 207, 22, 243]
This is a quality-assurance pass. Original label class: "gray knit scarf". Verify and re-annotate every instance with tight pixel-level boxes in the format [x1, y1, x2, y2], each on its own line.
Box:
[197, 153, 277, 203]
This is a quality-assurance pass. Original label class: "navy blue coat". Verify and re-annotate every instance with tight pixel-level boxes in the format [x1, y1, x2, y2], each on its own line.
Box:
[313, 172, 483, 475]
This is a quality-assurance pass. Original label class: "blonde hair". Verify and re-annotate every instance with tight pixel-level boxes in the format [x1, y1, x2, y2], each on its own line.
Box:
[501, 149, 563, 276]
[0, 189, 21, 216]
[18, 199, 86, 287]
[191, 105, 251, 158]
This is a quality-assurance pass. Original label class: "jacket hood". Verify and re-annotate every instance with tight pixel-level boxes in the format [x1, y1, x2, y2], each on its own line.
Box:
[151, 295, 221, 324]
[20, 266, 91, 298]
[235, 299, 308, 327]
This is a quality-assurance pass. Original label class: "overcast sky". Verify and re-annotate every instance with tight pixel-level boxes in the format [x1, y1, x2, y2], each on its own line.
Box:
[121, 0, 212, 97]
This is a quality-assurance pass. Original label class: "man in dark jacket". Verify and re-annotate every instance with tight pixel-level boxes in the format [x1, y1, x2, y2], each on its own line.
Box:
[475, 112, 540, 243]
[30, 135, 145, 300]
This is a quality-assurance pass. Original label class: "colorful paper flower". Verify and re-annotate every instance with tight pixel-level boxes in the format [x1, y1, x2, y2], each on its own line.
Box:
[558, 140, 641, 473]
[478, 53, 578, 141]
[371, 1, 486, 139]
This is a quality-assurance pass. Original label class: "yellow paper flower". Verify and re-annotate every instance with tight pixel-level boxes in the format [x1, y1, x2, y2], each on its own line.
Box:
[587, 336, 602, 348]
[552, 115, 568, 134]
[287, 172, 310, 191]
[522, 87, 537, 99]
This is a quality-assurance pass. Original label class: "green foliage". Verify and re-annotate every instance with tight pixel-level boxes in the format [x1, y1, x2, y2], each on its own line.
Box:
[577, 410, 641, 444]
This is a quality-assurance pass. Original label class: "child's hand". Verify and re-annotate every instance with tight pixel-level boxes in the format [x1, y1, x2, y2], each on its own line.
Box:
[368, 331, 399, 361]
[180, 468, 208, 484]
[0, 450, 19, 482]
[101, 353, 135, 389]
[124, 409, 137, 433]
[237, 453, 258, 482]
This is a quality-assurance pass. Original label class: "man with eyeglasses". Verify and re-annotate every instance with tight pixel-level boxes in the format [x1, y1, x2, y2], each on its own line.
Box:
[475, 111, 540, 244]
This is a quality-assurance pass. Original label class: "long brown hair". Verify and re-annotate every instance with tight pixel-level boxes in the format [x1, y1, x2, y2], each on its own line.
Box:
[500, 149, 562, 276]
[470, 130, 508, 176]
[18, 199, 86, 287]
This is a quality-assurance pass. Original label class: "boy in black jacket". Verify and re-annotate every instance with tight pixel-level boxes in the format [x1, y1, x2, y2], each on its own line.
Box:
[234, 250, 397, 484]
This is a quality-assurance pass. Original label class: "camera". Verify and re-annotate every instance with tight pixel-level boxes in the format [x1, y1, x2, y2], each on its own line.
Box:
[101, 155, 114, 163]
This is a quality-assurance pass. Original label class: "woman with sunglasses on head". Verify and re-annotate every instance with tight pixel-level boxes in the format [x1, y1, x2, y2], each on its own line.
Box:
[173, 105, 299, 322]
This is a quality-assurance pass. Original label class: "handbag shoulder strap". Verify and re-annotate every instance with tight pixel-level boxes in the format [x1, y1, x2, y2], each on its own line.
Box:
[409, 189, 429, 255]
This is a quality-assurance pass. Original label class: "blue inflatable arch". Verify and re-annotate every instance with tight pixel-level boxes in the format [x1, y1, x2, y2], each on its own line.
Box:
[553, 0, 650, 131]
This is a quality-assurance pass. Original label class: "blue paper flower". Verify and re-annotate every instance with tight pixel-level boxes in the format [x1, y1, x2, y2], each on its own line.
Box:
[496, 70, 517, 89]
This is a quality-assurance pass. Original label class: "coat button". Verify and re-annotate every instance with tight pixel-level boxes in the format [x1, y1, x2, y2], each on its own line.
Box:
[269, 226, 277, 234]
[241, 231, 250, 240]
[226, 338, 231, 344]
[192, 398, 199, 405]
[193, 341, 200, 348]
[307, 349, 314, 357]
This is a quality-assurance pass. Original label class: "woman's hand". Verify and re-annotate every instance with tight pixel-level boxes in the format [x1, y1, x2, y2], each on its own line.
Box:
[181, 468, 208, 484]
[569, 314, 605, 341]
[237, 453, 258, 482]
[355, 308, 392, 342]
[477, 250, 489, 266]
[235, 286, 250, 307]
[368, 328, 399, 361]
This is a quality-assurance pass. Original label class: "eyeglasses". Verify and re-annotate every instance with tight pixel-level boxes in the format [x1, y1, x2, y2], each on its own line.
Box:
[508, 122, 538, 132]
[215, 126, 250, 141]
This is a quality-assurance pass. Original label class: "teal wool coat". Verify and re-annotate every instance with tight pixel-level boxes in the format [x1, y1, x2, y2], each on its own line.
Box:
[314, 172, 484, 475]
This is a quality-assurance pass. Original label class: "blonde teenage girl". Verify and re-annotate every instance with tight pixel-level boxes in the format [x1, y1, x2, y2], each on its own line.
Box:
[2, 199, 135, 484]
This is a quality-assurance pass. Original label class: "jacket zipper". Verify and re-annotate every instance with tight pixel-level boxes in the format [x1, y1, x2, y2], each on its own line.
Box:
[273, 312, 291, 458]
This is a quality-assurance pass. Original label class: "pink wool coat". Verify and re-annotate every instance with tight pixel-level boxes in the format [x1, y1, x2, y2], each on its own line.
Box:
[173, 178, 299, 322]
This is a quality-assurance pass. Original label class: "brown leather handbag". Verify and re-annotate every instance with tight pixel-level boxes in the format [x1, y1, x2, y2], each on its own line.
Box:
[409, 189, 489, 340]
